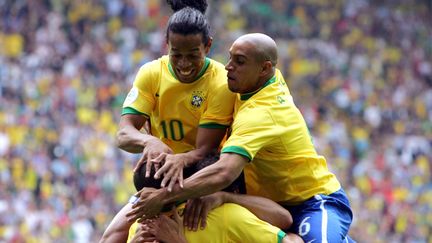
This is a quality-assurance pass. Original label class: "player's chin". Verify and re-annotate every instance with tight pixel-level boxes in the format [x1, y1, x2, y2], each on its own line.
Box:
[227, 79, 238, 92]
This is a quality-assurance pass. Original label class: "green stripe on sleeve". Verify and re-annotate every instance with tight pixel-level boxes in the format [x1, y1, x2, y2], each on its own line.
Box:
[221, 146, 252, 161]
[121, 107, 149, 118]
[277, 230, 286, 243]
[199, 123, 229, 129]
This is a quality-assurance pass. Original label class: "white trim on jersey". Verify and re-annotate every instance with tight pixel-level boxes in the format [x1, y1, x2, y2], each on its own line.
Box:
[315, 195, 328, 243]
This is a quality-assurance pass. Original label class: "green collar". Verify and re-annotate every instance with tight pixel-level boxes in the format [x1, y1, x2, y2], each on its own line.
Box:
[240, 76, 276, 101]
[168, 57, 210, 82]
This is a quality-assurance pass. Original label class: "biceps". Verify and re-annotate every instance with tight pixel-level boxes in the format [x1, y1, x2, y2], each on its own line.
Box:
[119, 114, 148, 131]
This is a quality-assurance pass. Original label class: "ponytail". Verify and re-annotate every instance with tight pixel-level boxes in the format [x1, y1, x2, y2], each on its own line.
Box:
[166, 0, 210, 45]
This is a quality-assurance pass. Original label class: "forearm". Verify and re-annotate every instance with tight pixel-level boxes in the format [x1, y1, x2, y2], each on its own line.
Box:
[160, 154, 244, 204]
[222, 192, 293, 230]
[100, 204, 134, 243]
[178, 147, 214, 167]
[116, 125, 155, 153]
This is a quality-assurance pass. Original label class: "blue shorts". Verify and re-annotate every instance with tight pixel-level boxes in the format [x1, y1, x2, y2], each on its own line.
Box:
[283, 188, 355, 243]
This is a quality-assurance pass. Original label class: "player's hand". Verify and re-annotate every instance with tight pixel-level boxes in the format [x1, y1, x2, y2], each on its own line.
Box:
[145, 206, 187, 243]
[153, 153, 188, 191]
[183, 192, 226, 231]
[126, 188, 163, 222]
[130, 219, 160, 243]
[133, 137, 173, 174]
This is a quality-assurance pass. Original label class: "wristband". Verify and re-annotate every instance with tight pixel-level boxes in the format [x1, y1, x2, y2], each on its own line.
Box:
[128, 195, 139, 204]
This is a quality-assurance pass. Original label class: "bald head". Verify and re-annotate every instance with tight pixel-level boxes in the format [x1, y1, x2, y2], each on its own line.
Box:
[234, 33, 278, 66]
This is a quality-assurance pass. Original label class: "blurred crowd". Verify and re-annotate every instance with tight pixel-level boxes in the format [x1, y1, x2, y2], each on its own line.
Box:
[0, 0, 431, 242]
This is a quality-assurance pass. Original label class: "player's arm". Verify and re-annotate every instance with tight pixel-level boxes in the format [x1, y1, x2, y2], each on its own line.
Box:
[183, 191, 292, 231]
[99, 203, 134, 243]
[154, 127, 228, 190]
[223, 193, 293, 229]
[116, 114, 156, 153]
[116, 114, 173, 172]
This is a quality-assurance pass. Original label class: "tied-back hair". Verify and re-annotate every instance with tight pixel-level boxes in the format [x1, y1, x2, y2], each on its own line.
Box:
[133, 153, 246, 194]
[166, 0, 211, 45]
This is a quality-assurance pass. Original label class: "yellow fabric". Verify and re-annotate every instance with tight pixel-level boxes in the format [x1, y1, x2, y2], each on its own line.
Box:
[2, 33, 24, 57]
[127, 220, 138, 242]
[222, 69, 341, 204]
[127, 203, 283, 243]
[122, 55, 235, 153]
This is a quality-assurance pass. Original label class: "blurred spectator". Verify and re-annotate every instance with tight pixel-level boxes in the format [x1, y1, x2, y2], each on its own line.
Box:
[0, 0, 431, 242]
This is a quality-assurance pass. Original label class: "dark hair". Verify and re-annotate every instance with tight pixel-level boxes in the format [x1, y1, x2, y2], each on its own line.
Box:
[133, 154, 245, 194]
[167, 0, 208, 13]
[166, 0, 210, 45]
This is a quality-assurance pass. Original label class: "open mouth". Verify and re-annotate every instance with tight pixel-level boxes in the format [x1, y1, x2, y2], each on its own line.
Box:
[177, 69, 194, 77]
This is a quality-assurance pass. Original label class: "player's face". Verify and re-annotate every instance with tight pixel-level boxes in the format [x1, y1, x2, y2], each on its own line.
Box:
[225, 41, 264, 94]
[168, 32, 211, 83]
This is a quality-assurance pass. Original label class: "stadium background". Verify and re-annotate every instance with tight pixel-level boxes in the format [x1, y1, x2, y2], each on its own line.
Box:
[0, 0, 431, 242]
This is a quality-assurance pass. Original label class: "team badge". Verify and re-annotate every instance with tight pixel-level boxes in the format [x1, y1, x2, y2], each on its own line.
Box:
[190, 91, 205, 109]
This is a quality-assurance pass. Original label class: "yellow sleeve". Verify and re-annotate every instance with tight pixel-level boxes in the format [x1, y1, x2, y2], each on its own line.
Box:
[224, 203, 285, 243]
[221, 108, 278, 160]
[199, 64, 235, 128]
[122, 60, 160, 116]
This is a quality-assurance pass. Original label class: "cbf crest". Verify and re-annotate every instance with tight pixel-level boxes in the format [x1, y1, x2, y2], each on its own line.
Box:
[190, 91, 206, 109]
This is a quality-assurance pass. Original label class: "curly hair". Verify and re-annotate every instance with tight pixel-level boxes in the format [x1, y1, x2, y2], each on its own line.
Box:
[167, 0, 208, 14]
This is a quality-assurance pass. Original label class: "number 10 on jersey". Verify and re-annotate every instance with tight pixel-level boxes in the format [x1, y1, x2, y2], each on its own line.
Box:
[160, 120, 184, 141]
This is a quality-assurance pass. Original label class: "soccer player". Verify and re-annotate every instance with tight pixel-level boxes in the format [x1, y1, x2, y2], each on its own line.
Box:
[127, 33, 356, 243]
[116, 0, 235, 190]
[100, 156, 303, 243]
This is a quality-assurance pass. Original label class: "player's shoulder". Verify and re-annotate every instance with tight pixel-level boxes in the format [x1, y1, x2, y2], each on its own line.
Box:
[134, 56, 168, 83]
[208, 57, 226, 71]
[136, 56, 168, 73]
[205, 58, 228, 81]
[236, 104, 272, 124]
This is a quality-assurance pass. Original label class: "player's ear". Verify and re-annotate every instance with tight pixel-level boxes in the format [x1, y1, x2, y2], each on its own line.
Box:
[204, 37, 213, 55]
[260, 60, 273, 76]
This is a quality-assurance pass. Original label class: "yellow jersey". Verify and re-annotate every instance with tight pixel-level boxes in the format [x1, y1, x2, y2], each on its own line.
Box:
[221, 69, 341, 205]
[122, 56, 235, 153]
[127, 203, 286, 243]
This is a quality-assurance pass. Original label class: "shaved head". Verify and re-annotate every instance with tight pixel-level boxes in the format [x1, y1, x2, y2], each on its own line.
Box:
[234, 33, 278, 66]
[225, 33, 279, 94]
